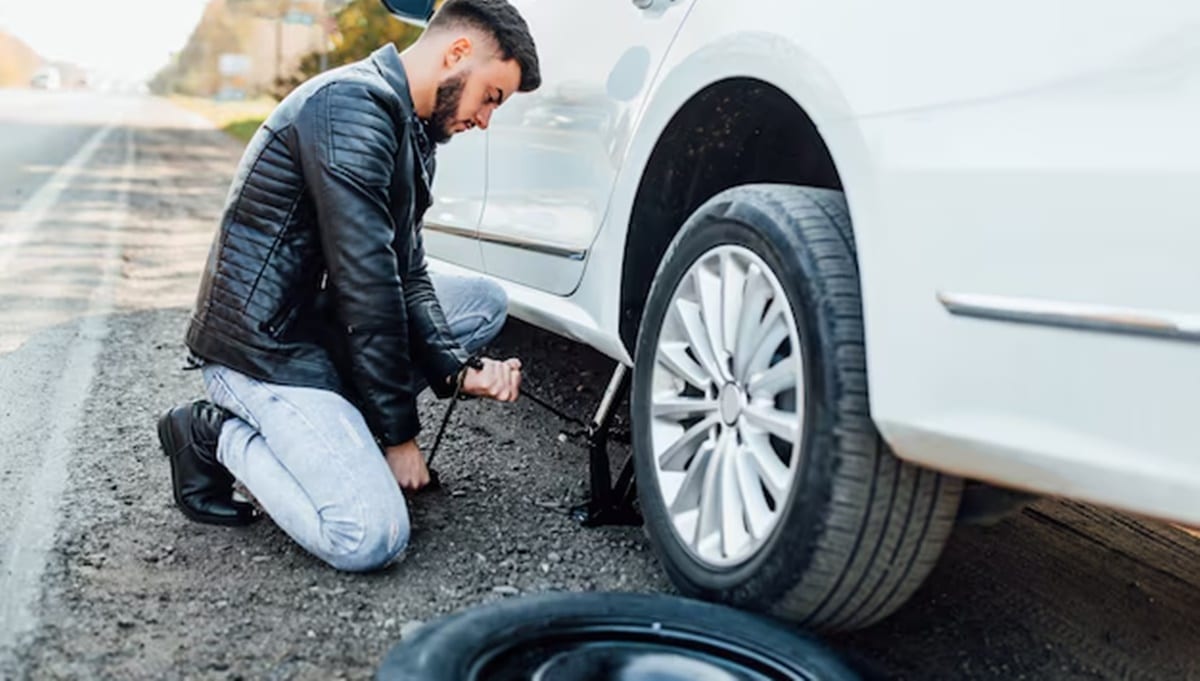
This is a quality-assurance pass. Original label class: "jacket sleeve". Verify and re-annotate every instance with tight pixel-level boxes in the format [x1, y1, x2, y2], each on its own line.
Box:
[405, 223, 471, 398]
[292, 82, 421, 446]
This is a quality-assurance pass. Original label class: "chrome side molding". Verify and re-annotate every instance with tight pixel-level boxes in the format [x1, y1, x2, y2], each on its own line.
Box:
[938, 292, 1200, 343]
[423, 221, 587, 262]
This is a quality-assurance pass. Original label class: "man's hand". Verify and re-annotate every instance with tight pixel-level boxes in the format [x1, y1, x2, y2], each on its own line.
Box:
[462, 357, 522, 402]
[385, 439, 431, 491]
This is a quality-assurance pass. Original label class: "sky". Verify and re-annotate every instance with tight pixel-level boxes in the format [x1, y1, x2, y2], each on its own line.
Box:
[0, 0, 211, 82]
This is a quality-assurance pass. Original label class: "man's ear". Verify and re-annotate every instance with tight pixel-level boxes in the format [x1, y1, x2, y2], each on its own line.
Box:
[444, 36, 473, 68]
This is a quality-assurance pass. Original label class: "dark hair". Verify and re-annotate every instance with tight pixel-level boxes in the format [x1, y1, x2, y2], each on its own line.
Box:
[427, 0, 541, 92]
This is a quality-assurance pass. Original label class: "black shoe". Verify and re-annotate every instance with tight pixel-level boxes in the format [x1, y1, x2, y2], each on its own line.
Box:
[157, 400, 258, 526]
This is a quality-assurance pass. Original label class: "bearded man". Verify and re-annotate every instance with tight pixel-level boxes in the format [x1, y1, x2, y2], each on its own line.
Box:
[157, 0, 540, 572]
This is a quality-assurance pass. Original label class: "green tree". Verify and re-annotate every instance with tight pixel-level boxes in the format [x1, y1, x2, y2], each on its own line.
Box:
[272, 0, 429, 99]
[151, 0, 258, 96]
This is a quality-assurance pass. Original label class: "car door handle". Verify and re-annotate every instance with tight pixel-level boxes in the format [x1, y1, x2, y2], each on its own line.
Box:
[632, 0, 675, 10]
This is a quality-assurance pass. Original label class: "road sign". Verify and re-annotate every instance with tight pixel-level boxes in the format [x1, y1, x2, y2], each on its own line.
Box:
[218, 54, 252, 77]
[283, 10, 314, 25]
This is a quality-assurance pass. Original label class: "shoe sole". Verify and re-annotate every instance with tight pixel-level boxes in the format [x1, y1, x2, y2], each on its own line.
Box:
[157, 408, 257, 527]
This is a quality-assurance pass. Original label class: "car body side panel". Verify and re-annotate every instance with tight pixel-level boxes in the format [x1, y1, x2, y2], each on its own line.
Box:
[849, 9, 1200, 524]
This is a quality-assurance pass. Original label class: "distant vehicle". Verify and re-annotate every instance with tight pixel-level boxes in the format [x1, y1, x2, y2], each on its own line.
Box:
[30, 67, 61, 90]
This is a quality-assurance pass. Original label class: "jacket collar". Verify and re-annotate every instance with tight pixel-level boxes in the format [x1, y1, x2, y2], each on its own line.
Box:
[370, 43, 436, 179]
[371, 43, 417, 118]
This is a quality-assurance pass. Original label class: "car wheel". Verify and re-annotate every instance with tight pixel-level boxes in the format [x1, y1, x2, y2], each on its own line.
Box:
[374, 592, 861, 680]
[631, 184, 963, 631]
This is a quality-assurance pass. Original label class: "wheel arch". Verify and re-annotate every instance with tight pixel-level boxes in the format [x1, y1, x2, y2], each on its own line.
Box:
[608, 37, 877, 358]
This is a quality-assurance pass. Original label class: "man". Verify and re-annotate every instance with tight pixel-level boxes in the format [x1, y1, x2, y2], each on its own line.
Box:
[157, 0, 540, 573]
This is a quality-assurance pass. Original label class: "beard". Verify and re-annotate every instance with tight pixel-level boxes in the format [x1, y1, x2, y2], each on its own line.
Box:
[425, 73, 466, 145]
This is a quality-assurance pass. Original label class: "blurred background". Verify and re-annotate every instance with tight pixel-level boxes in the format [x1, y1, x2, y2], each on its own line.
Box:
[0, 0, 428, 139]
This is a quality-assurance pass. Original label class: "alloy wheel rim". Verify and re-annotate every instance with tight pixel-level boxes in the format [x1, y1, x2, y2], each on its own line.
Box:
[476, 624, 804, 681]
[649, 245, 804, 568]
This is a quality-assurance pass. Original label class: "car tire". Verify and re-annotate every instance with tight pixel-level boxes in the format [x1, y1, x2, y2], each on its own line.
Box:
[631, 184, 963, 632]
[374, 592, 862, 680]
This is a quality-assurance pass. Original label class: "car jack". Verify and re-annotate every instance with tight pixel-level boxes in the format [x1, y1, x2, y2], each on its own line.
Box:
[569, 363, 642, 527]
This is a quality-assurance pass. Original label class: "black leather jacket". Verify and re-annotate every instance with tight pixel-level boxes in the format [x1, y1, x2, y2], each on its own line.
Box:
[186, 44, 468, 447]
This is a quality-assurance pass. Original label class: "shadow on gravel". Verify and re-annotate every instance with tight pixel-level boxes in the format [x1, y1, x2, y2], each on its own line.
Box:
[829, 489, 1200, 680]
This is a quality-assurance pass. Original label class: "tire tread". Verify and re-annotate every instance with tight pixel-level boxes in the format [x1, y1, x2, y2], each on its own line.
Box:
[727, 185, 962, 631]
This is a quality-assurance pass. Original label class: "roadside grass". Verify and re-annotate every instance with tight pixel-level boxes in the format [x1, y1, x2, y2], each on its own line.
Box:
[167, 95, 276, 144]
[221, 118, 267, 143]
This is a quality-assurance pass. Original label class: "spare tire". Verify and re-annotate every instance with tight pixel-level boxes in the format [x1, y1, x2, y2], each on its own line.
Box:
[375, 592, 861, 680]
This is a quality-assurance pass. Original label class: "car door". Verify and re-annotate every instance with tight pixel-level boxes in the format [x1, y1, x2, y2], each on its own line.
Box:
[423, 129, 485, 270]
[473, 0, 696, 295]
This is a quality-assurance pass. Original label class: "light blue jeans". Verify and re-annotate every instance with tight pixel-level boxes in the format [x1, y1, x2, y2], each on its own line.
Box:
[200, 273, 507, 572]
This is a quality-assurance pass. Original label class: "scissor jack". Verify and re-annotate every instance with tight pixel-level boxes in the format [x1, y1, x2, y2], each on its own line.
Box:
[569, 363, 642, 527]
[428, 356, 642, 526]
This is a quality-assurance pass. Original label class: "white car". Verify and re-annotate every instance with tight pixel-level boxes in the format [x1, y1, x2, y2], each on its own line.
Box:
[388, 0, 1200, 630]
[30, 66, 62, 91]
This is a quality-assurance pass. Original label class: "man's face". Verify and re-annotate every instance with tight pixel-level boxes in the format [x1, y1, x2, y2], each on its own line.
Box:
[429, 44, 522, 144]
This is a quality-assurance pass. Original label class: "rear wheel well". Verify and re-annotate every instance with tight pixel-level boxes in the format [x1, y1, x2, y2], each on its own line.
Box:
[619, 78, 843, 353]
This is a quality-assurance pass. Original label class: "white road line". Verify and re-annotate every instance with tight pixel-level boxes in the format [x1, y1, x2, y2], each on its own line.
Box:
[0, 124, 114, 274]
[0, 126, 132, 658]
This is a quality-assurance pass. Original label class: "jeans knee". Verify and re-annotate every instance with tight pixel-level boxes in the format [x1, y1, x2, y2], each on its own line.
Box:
[475, 279, 508, 344]
[484, 278, 508, 316]
[325, 501, 409, 573]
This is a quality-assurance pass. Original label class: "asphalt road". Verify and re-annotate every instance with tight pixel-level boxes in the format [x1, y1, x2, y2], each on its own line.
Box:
[1, 89, 1198, 680]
